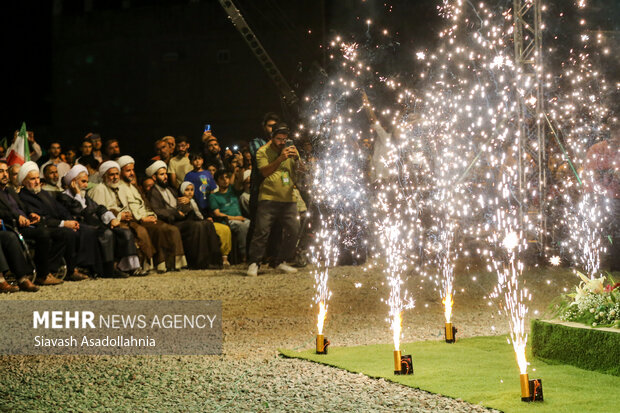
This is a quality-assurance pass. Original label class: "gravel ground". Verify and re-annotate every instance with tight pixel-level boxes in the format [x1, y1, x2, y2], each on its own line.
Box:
[0, 264, 577, 412]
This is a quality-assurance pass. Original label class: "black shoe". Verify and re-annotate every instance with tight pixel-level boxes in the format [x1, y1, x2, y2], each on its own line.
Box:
[66, 272, 90, 281]
[103, 269, 130, 279]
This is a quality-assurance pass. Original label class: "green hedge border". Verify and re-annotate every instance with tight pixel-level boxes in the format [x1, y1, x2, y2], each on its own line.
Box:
[531, 319, 620, 376]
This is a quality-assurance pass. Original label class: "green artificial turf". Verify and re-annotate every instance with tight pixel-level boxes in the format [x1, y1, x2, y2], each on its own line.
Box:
[531, 320, 620, 376]
[280, 335, 620, 413]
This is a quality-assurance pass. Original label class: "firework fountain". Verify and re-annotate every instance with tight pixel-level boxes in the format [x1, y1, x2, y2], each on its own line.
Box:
[310, 223, 337, 354]
[437, 218, 458, 343]
[376, 175, 417, 374]
[308, 138, 368, 353]
[488, 169, 541, 401]
[546, 1, 615, 279]
[563, 190, 609, 279]
[410, 0, 545, 399]
[306, 43, 371, 353]
[303, 0, 615, 393]
[410, 0, 613, 399]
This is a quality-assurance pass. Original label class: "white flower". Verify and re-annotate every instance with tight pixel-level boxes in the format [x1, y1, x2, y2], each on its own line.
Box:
[577, 271, 605, 293]
[592, 322, 597, 327]
[572, 285, 587, 305]
[590, 308, 595, 313]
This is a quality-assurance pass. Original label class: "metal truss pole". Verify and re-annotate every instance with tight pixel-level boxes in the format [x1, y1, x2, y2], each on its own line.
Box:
[512, 0, 547, 254]
[218, 0, 298, 105]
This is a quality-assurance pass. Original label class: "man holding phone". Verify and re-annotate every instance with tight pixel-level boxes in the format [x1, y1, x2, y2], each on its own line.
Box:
[246, 123, 302, 276]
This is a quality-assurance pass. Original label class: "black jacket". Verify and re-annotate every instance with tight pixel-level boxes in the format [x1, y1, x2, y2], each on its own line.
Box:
[57, 192, 111, 228]
[19, 189, 72, 228]
[0, 187, 29, 225]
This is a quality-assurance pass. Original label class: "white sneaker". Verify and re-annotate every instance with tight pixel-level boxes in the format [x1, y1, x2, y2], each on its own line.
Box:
[246, 263, 258, 277]
[276, 262, 298, 274]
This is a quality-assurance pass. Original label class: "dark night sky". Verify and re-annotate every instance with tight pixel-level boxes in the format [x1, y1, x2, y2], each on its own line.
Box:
[0, 0, 441, 145]
[1, 0, 54, 134]
[1, 0, 616, 149]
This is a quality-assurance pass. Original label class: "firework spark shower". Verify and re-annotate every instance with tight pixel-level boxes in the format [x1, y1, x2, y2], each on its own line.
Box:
[303, 0, 616, 366]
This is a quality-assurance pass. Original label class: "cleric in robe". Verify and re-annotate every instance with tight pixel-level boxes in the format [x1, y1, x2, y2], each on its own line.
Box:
[89, 161, 156, 272]
[17, 161, 91, 281]
[57, 164, 143, 277]
[117, 155, 187, 272]
[145, 160, 222, 269]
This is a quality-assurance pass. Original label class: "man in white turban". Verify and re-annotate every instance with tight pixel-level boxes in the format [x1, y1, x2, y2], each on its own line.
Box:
[0, 160, 53, 290]
[145, 161, 222, 269]
[88, 160, 160, 273]
[117, 155, 186, 272]
[17, 161, 91, 282]
[58, 164, 142, 277]
[88, 161, 127, 216]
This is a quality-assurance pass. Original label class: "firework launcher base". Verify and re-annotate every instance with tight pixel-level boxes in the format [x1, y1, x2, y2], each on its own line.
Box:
[520, 374, 543, 402]
[444, 322, 457, 343]
[316, 334, 329, 354]
[393, 350, 413, 375]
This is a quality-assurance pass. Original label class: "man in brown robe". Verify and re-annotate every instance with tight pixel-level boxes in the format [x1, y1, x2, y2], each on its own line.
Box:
[116, 156, 187, 272]
[88, 161, 155, 272]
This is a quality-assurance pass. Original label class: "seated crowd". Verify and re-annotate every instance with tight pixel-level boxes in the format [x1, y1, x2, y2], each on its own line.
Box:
[0, 112, 314, 293]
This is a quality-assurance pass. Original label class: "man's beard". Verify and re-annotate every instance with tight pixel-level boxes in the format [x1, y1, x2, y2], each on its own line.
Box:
[70, 186, 86, 196]
[107, 181, 120, 189]
[30, 186, 41, 194]
[155, 177, 167, 187]
[121, 175, 132, 183]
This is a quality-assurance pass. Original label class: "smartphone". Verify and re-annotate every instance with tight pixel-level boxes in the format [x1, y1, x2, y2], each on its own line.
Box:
[285, 139, 298, 159]
[204, 124, 211, 132]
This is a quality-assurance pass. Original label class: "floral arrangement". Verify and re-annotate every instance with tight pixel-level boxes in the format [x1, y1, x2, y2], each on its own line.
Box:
[554, 271, 619, 328]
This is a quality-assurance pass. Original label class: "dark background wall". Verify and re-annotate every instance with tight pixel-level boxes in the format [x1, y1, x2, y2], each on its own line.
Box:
[1, 0, 54, 139]
[2, 0, 329, 154]
[50, 0, 323, 151]
[1, 0, 616, 159]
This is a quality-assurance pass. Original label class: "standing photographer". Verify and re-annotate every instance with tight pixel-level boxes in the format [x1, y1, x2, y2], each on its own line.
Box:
[246, 123, 302, 277]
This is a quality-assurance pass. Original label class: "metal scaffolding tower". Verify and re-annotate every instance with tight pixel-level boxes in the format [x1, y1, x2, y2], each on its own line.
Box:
[218, 0, 298, 105]
[512, 0, 547, 253]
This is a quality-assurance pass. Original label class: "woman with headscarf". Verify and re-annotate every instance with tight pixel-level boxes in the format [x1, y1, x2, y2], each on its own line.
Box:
[179, 181, 232, 267]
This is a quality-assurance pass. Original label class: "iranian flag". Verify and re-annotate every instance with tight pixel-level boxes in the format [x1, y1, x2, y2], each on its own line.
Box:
[6, 122, 30, 165]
